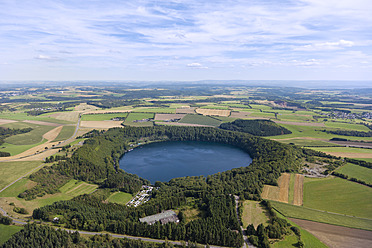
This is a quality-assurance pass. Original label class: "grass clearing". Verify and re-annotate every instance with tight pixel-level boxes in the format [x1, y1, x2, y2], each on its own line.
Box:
[4, 123, 55, 145]
[335, 163, 372, 184]
[0, 224, 23, 245]
[178, 114, 221, 127]
[0, 161, 42, 190]
[124, 112, 154, 127]
[59, 179, 98, 197]
[53, 126, 75, 141]
[271, 200, 372, 231]
[81, 113, 128, 121]
[272, 234, 299, 248]
[0, 139, 47, 156]
[241, 200, 269, 228]
[107, 192, 132, 204]
[303, 177, 372, 219]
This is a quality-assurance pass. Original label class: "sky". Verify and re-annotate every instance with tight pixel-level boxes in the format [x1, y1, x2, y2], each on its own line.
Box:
[0, 0, 372, 82]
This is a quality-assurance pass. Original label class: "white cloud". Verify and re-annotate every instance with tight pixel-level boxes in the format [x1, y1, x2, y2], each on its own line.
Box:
[187, 63, 208, 69]
[295, 40, 354, 51]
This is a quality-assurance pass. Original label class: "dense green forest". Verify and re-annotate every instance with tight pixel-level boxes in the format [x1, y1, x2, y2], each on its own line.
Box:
[1, 223, 200, 248]
[320, 129, 372, 137]
[24, 126, 305, 247]
[219, 119, 292, 136]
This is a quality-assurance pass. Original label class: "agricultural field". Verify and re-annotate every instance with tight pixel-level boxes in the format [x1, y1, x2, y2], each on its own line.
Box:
[2, 122, 55, 145]
[303, 177, 372, 219]
[195, 108, 231, 117]
[335, 163, 372, 184]
[123, 112, 154, 126]
[311, 146, 372, 158]
[107, 192, 132, 204]
[271, 200, 372, 231]
[178, 114, 222, 127]
[81, 112, 128, 121]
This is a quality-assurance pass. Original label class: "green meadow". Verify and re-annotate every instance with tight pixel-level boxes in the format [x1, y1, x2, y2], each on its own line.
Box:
[0, 224, 23, 245]
[303, 177, 372, 219]
[107, 192, 132, 205]
[3, 123, 55, 145]
[178, 114, 222, 127]
[81, 112, 128, 121]
[53, 125, 75, 141]
[335, 163, 372, 184]
[0, 161, 42, 190]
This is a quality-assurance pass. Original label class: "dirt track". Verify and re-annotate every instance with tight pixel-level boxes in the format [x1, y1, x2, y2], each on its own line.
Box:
[289, 218, 372, 248]
[293, 174, 304, 206]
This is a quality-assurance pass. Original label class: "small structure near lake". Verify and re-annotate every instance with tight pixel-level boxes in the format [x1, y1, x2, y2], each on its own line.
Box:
[139, 210, 179, 225]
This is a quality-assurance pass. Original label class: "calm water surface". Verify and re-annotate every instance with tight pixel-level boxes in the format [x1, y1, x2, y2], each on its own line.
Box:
[119, 141, 252, 183]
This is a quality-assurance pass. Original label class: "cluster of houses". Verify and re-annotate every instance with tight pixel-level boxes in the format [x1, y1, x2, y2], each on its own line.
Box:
[126, 185, 154, 207]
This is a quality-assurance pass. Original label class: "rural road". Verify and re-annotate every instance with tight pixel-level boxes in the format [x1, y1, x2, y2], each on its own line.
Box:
[0, 206, 229, 248]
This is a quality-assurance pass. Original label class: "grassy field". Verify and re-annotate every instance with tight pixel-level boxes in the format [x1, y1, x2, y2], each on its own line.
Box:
[178, 114, 222, 127]
[335, 163, 372, 184]
[124, 112, 154, 126]
[279, 138, 340, 147]
[53, 125, 75, 141]
[325, 121, 371, 131]
[241, 200, 269, 228]
[0, 178, 36, 197]
[3, 123, 55, 145]
[0, 112, 71, 124]
[107, 192, 132, 204]
[271, 200, 372, 231]
[0, 139, 47, 156]
[59, 179, 98, 197]
[0, 224, 23, 245]
[81, 112, 128, 121]
[311, 146, 372, 156]
[303, 177, 372, 219]
[0, 161, 42, 190]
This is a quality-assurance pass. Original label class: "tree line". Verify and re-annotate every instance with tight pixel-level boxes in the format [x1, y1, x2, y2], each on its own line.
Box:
[219, 119, 292, 136]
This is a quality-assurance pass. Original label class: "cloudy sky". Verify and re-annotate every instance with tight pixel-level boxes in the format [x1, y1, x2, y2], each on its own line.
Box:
[0, 0, 371, 81]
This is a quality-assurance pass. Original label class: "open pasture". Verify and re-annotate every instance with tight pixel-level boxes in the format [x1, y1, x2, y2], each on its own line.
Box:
[178, 114, 221, 127]
[335, 163, 372, 184]
[3, 123, 55, 145]
[124, 112, 154, 126]
[311, 147, 372, 158]
[0, 161, 42, 190]
[154, 113, 186, 121]
[303, 177, 372, 219]
[0, 178, 37, 197]
[81, 112, 128, 121]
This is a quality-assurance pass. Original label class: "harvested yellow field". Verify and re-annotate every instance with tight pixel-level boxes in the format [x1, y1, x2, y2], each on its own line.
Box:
[0, 119, 18, 125]
[154, 113, 186, 121]
[176, 107, 196, 114]
[23, 120, 60, 126]
[80, 121, 123, 129]
[293, 174, 304, 206]
[323, 152, 372, 158]
[42, 126, 63, 141]
[261, 173, 290, 203]
[195, 108, 231, 117]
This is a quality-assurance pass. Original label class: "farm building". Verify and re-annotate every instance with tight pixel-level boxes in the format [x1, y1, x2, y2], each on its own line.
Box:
[139, 210, 179, 225]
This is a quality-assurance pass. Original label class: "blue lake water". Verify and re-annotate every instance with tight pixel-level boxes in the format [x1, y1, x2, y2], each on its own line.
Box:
[119, 141, 252, 183]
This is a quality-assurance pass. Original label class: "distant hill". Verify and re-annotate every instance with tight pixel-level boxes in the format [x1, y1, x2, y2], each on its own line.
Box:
[219, 119, 292, 136]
